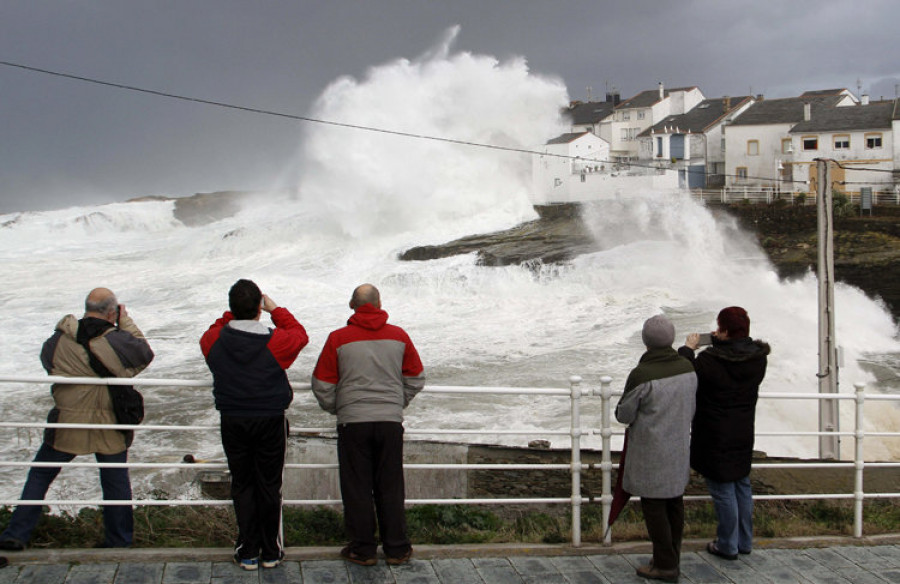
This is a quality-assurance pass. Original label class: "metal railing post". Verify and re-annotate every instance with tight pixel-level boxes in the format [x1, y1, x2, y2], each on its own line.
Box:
[569, 375, 583, 547]
[599, 375, 613, 544]
[853, 382, 866, 538]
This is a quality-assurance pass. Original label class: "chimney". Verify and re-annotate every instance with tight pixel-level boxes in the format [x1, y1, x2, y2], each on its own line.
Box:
[803, 102, 811, 121]
[756, 94, 764, 102]
[861, 94, 870, 105]
[659, 82, 665, 99]
[723, 96, 731, 111]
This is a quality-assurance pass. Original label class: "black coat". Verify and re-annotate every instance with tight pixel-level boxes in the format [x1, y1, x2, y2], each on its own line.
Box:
[678, 337, 770, 482]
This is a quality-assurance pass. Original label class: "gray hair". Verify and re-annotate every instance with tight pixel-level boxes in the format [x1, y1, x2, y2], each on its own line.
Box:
[85, 292, 118, 316]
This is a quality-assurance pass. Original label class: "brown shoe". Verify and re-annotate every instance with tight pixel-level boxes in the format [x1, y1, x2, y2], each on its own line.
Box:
[340, 546, 376, 566]
[385, 548, 412, 565]
[636, 563, 679, 583]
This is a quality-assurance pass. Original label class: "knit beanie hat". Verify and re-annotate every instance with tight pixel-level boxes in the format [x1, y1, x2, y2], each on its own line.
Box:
[642, 315, 675, 349]
[717, 306, 750, 339]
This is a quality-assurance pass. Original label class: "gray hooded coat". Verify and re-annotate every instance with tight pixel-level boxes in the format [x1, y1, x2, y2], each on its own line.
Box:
[615, 347, 697, 499]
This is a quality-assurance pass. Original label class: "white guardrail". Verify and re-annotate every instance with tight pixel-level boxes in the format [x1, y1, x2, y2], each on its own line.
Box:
[691, 188, 900, 206]
[0, 375, 898, 547]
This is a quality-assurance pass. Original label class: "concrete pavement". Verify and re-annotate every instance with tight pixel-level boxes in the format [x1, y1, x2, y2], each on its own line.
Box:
[1, 536, 899, 583]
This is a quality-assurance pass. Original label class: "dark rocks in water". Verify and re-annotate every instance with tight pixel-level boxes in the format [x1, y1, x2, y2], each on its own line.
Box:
[171, 191, 248, 226]
[399, 204, 599, 267]
[128, 191, 252, 226]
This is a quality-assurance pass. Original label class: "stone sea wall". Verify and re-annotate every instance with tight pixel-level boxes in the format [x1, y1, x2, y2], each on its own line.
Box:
[198, 436, 899, 512]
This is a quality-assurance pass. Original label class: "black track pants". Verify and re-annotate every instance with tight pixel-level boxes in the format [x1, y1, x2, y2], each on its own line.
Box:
[221, 414, 287, 562]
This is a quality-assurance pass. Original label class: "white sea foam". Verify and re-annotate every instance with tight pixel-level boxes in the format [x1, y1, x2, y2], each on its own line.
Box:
[0, 30, 898, 502]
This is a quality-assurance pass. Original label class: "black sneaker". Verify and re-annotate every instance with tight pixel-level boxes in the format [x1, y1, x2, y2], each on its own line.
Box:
[0, 539, 24, 552]
[233, 553, 259, 571]
[262, 551, 285, 569]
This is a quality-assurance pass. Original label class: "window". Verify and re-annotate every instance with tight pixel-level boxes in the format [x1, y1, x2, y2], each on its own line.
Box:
[781, 139, 793, 154]
[833, 135, 850, 150]
[621, 128, 639, 141]
[747, 140, 759, 156]
[866, 133, 883, 149]
[622, 111, 631, 121]
[802, 136, 818, 151]
[637, 110, 646, 120]
[736, 167, 748, 181]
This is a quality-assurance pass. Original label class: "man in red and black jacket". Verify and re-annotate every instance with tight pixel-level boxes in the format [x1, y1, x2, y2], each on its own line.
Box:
[200, 279, 308, 571]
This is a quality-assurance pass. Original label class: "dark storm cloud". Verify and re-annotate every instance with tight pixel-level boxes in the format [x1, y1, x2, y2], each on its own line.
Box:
[2, 0, 898, 213]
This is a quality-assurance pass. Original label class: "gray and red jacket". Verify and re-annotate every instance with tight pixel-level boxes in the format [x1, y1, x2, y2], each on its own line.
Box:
[312, 304, 425, 424]
[200, 307, 308, 417]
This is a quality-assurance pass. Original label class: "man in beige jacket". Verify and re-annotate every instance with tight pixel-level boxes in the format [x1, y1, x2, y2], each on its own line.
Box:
[0, 288, 154, 550]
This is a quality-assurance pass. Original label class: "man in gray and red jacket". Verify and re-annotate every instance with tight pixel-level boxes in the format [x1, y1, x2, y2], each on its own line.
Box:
[312, 283, 425, 567]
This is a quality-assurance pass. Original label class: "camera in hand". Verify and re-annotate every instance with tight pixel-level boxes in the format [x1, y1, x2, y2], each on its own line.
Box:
[697, 333, 712, 345]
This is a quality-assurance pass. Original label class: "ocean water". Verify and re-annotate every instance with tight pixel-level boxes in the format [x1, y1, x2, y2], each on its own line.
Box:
[1, 29, 898, 502]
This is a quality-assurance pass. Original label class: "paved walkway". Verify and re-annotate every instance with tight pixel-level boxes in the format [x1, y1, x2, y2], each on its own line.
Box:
[1, 538, 899, 583]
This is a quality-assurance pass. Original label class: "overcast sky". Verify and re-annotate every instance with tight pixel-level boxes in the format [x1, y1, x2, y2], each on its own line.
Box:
[2, 1, 899, 214]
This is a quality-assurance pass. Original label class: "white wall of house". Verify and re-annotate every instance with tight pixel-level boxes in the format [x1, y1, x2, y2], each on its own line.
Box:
[708, 99, 755, 166]
[531, 167, 680, 204]
[532, 133, 610, 202]
[788, 126, 895, 193]
[724, 122, 794, 188]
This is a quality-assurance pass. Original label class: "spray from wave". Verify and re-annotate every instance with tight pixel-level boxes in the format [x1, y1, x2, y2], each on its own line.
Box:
[292, 25, 569, 240]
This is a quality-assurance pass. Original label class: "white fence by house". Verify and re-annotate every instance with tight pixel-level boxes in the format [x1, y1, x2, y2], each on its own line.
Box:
[0, 375, 898, 547]
[691, 188, 900, 206]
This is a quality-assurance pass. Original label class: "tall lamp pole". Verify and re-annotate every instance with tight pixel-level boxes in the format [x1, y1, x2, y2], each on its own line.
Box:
[816, 158, 840, 459]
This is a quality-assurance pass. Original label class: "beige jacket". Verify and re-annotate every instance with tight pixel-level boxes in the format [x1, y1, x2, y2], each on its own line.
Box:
[42, 313, 154, 455]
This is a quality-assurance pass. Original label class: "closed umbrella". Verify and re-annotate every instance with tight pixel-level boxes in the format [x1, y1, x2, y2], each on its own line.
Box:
[605, 429, 632, 538]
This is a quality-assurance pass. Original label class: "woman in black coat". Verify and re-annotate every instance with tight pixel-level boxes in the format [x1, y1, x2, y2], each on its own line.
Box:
[679, 306, 770, 561]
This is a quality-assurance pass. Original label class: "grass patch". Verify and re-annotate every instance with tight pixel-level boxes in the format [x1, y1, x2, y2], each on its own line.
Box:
[2, 498, 899, 548]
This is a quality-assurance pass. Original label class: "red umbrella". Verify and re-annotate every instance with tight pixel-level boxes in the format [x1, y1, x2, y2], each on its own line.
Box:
[605, 429, 632, 538]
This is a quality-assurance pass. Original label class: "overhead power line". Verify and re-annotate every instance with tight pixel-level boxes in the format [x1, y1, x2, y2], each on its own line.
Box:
[0, 60, 560, 159]
[1, 60, 891, 187]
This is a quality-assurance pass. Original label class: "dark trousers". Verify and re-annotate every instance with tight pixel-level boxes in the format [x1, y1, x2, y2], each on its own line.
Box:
[0, 442, 133, 547]
[641, 496, 684, 571]
[337, 422, 410, 559]
[221, 414, 287, 562]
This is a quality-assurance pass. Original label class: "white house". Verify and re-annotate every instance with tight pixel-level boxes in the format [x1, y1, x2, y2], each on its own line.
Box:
[787, 97, 896, 196]
[723, 89, 857, 191]
[601, 84, 705, 162]
[637, 95, 756, 188]
[564, 93, 619, 138]
[531, 131, 679, 204]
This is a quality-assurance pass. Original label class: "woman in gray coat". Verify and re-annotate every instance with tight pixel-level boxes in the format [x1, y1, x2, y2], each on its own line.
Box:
[616, 315, 697, 583]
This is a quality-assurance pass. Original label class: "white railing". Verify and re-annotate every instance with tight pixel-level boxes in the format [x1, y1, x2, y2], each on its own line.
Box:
[1, 374, 899, 547]
[691, 188, 900, 206]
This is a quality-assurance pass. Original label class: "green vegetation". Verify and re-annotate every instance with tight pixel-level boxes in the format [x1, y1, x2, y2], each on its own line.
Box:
[3, 499, 899, 549]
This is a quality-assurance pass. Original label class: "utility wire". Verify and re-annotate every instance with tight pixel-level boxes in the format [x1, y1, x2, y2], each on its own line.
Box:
[0, 59, 892, 187]
[0, 60, 567, 160]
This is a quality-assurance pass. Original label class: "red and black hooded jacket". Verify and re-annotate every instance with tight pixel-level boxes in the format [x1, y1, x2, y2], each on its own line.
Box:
[200, 307, 308, 417]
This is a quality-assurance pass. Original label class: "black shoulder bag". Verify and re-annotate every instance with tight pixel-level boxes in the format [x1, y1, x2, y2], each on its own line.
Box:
[78, 325, 145, 438]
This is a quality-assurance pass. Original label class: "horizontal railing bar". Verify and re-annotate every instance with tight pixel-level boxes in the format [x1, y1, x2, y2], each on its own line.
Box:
[756, 431, 856, 437]
[0, 461, 576, 471]
[0, 422, 585, 437]
[0, 375, 574, 396]
[0, 497, 584, 506]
